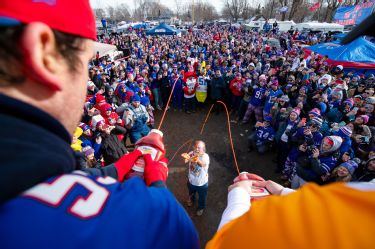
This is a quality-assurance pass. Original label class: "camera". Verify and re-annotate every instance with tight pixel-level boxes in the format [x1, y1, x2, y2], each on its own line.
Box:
[306, 145, 317, 153]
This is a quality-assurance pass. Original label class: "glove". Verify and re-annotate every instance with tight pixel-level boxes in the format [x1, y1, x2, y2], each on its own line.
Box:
[143, 154, 168, 186]
[114, 150, 142, 181]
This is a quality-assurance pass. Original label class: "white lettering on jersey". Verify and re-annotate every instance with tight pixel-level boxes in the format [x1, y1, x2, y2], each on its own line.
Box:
[23, 175, 110, 219]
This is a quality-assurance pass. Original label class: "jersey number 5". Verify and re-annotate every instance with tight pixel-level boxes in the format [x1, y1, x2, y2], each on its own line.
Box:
[23, 175, 110, 219]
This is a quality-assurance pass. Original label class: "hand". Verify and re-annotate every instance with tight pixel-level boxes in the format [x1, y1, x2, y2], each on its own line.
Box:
[144, 154, 168, 186]
[233, 172, 265, 183]
[312, 148, 319, 158]
[114, 150, 143, 181]
[95, 136, 102, 144]
[252, 180, 284, 195]
[124, 109, 131, 117]
[228, 180, 252, 194]
[321, 173, 330, 182]
[299, 144, 307, 152]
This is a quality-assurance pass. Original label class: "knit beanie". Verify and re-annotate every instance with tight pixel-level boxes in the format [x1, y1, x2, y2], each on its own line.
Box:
[291, 108, 301, 116]
[317, 102, 327, 114]
[310, 116, 323, 127]
[338, 126, 353, 137]
[82, 146, 95, 157]
[309, 108, 321, 117]
[340, 160, 359, 175]
[360, 115, 369, 124]
[343, 98, 354, 108]
[132, 94, 141, 102]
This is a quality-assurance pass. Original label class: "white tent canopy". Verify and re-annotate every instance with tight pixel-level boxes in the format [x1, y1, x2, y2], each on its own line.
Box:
[93, 42, 121, 60]
[295, 22, 344, 32]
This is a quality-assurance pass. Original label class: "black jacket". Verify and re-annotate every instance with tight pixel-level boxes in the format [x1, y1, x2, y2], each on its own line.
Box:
[100, 126, 128, 165]
[0, 94, 118, 203]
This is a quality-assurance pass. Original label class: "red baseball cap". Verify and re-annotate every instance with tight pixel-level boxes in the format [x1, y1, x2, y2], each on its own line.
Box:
[0, 0, 96, 40]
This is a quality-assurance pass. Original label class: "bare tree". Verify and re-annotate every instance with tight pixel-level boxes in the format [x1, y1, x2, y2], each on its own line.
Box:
[262, 0, 278, 19]
[182, 0, 219, 22]
[288, 0, 303, 21]
[222, 0, 250, 22]
[325, 0, 343, 22]
[278, 0, 289, 21]
[133, 0, 173, 21]
[94, 8, 106, 20]
[292, 1, 311, 22]
[174, 0, 183, 19]
[114, 4, 132, 22]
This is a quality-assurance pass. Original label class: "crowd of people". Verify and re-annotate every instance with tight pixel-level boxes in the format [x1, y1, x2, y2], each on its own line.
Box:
[81, 24, 375, 189]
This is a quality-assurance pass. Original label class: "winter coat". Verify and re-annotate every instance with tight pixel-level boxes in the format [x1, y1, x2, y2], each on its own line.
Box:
[296, 136, 342, 184]
[229, 78, 244, 97]
[100, 126, 128, 165]
[353, 158, 375, 182]
[210, 76, 226, 100]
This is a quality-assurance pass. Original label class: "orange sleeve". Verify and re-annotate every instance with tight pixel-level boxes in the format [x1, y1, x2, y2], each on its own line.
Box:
[206, 183, 375, 249]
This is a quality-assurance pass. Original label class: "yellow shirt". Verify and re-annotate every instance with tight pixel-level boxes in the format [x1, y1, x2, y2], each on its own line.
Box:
[207, 183, 375, 249]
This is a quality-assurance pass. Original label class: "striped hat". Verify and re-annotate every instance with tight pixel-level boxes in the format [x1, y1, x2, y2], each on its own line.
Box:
[309, 108, 321, 117]
[338, 126, 353, 137]
[291, 108, 301, 116]
[309, 117, 323, 127]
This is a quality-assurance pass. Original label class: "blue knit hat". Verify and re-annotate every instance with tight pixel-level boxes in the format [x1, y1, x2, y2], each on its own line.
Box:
[317, 102, 327, 114]
[339, 160, 359, 175]
[338, 126, 353, 138]
[264, 116, 273, 122]
[132, 94, 141, 102]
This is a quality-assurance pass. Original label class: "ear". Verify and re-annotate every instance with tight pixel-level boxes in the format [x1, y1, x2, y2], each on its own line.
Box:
[20, 22, 63, 91]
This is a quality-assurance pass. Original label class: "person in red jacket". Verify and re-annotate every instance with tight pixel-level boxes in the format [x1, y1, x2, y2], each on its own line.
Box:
[100, 103, 122, 126]
[183, 71, 198, 114]
[229, 72, 245, 116]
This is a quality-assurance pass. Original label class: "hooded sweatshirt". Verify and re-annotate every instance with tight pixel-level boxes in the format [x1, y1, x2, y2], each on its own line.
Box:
[297, 136, 343, 184]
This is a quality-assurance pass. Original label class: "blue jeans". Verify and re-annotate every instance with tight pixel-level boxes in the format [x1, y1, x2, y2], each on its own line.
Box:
[187, 182, 208, 210]
[152, 88, 162, 108]
[129, 125, 150, 144]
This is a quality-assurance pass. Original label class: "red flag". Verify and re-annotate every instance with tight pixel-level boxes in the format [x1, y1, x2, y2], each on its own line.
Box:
[309, 2, 321, 11]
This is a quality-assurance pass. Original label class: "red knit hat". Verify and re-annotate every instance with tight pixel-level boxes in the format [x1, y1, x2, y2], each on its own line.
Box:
[0, 0, 96, 40]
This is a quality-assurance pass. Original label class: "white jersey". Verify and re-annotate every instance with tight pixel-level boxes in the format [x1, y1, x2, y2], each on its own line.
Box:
[188, 152, 209, 186]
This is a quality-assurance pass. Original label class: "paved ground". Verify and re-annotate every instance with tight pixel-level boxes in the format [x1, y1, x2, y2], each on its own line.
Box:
[154, 104, 280, 248]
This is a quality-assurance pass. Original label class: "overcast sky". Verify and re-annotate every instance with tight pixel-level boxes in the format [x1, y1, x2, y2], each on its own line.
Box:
[90, 0, 226, 12]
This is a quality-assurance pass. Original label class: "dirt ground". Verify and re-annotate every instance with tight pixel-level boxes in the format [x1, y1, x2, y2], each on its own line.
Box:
[154, 104, 280, 248]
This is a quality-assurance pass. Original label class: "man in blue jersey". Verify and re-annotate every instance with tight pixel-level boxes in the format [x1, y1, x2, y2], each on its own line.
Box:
[0, 1, 199, 249]
[242, 78, 267, 123]
[263, 79, 284, 118]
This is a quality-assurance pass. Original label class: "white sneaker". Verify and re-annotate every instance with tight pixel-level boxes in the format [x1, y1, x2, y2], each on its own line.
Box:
[196, 209, 204, 216]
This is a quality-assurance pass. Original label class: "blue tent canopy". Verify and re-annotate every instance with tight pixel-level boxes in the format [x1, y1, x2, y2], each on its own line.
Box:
[132, 23, 147, 29]
[306, 37, 375, 63]
[146, 23, 180, 36]
[304, 36, 375, 75]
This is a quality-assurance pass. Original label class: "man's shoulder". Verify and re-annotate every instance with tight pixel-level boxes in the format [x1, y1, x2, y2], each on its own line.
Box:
[3, 172, 179, 218]
[1, 172, 199, 248]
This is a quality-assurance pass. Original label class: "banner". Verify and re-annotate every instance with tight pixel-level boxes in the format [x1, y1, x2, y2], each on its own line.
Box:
[334, 1, 375, 26]
[309, 2, 321, 11]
